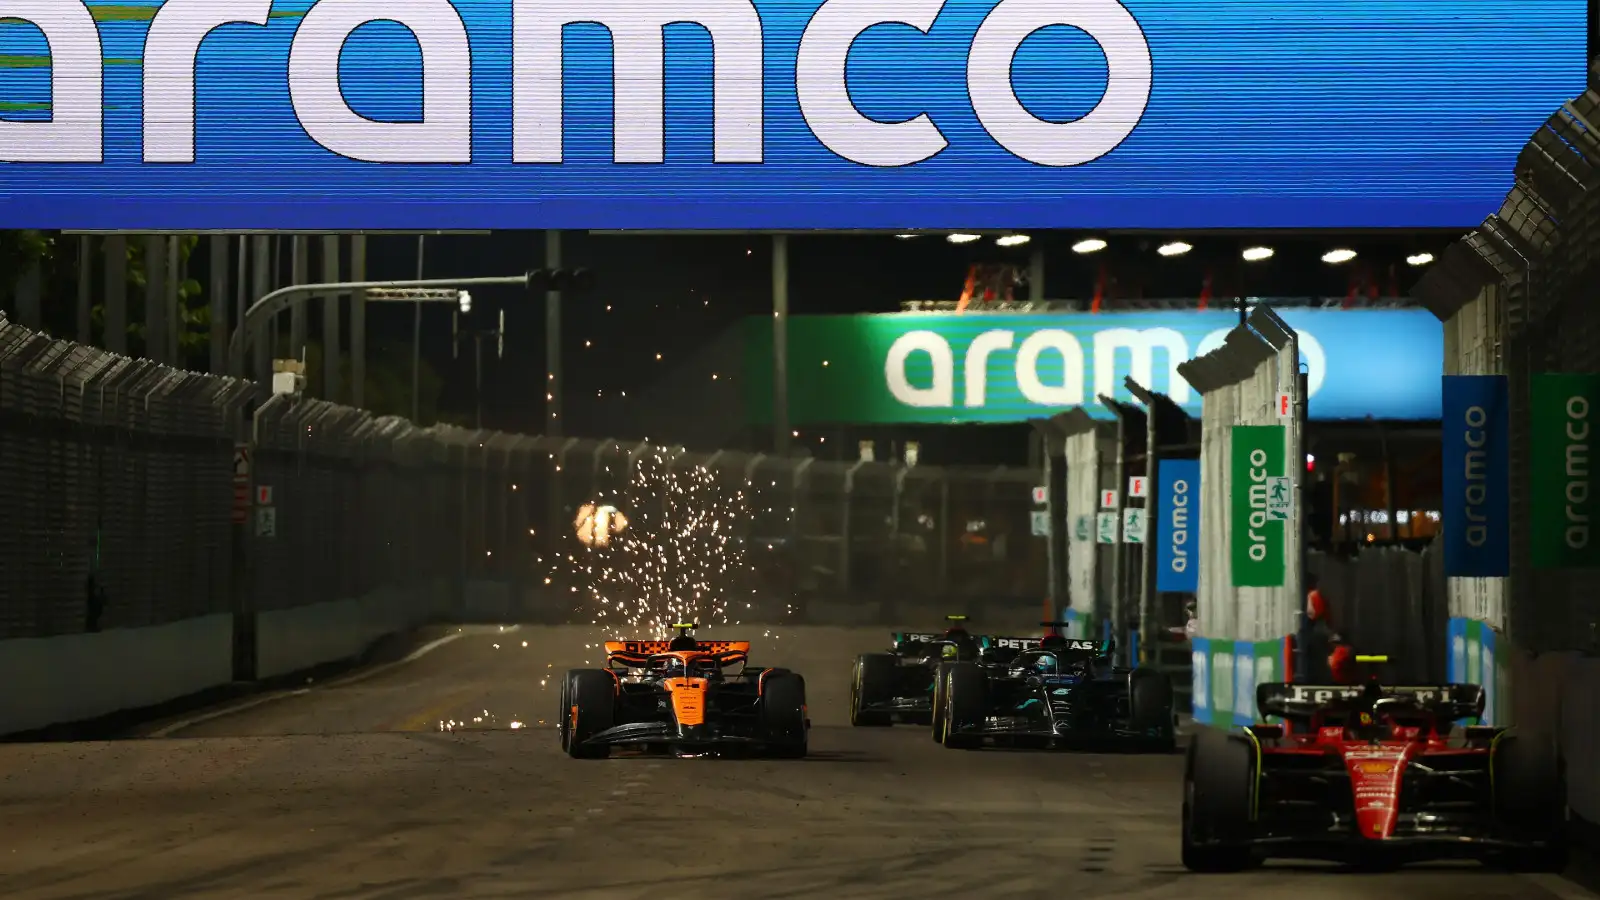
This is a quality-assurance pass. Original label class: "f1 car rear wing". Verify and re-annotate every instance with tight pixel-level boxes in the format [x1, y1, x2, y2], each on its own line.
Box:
[1256, 682, 1486, 723]
[604, 640, 751, 656]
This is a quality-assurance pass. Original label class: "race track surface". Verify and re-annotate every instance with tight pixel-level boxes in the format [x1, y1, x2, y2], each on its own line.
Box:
[0, 624, 1592, 900]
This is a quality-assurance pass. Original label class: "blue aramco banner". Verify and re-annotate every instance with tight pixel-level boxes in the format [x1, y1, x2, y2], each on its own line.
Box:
[0, 0, 1584, 230]
[1155, 458, 1200, 593]
[1441, 375, 1511, 577]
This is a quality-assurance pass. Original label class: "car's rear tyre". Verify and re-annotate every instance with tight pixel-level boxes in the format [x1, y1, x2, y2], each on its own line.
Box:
[762, 671, 809, 758]
[939, 663, 986, 750]
[851, 653, 897, 727]
[1490, 732, 1568, 872]
[1181, 729, 1258, 872]
[561, 669, 616, 759]
[930, 662, 950, 741]
[930, 663, 950, 742]
[1130, 668, 1177, 751]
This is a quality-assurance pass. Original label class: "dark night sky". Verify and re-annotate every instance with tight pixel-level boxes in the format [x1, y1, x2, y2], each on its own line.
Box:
[349, 229, 1458, 465]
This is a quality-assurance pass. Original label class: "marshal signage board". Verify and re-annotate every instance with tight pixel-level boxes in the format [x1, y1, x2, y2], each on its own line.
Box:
[1440, 375, 1510, 577]
[743, 309, 1442, 423]
[0, 1, 1582, 230]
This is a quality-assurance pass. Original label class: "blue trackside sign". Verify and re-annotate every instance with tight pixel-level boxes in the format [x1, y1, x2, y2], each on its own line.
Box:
[1155, 458, 1199, 593]
[0, 0, 1583, 230]
[1441, 375, 1510, 577]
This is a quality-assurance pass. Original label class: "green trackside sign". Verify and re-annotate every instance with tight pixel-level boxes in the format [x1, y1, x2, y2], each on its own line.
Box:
[1231, 425, 1287, 587]
[1530, 374, 1600, 569]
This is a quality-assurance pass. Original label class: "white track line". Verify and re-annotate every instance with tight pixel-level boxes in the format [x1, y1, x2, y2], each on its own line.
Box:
[146, 626, 517, 739]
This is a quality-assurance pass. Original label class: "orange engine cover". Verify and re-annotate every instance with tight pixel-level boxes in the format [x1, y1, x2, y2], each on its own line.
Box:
[663, 678, 709, 726]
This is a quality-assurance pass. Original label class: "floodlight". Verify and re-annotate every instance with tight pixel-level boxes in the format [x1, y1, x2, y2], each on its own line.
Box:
[1242, 246, 1274, 262]
[995, 234, 1031, 247]
[1072, 238, 1108, 254]
[947, 233, 982, 244]
[1322, 248, 1357, 264]
[1157, 241, 1192, 257]
[1406, 252, 1435, 267]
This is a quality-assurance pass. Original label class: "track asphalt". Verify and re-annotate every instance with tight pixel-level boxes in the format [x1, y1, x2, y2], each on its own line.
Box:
[0, 624, 1593, 899]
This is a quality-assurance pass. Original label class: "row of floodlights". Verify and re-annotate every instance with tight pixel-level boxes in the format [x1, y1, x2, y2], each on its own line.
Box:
[900, 233, 1435, 267]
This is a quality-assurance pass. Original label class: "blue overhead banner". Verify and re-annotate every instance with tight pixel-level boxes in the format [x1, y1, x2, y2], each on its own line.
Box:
[0, 0, 1584, 230]
[1441, 375, 1511, 577]
[1155, 458, 1200, 593]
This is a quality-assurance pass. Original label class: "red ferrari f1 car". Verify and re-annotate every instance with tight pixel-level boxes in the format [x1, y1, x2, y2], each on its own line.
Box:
[1182, 676, 1567, 872]
[559, 624, 809, 759]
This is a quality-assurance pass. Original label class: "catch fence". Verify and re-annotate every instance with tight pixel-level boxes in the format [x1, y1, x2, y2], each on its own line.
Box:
[1410, 60, 1600, 817]
[0, 314, 1045, 641]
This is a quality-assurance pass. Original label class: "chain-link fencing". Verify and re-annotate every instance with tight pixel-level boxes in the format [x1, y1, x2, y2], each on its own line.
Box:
[1411, 61, 1600, 822]
[0, 314, 1048, 650]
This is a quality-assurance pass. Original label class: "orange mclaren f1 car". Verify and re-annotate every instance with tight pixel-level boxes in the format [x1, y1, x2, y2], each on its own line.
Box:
[559, 624, 809, 759]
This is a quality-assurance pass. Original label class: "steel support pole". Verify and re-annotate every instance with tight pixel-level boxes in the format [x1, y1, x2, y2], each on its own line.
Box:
[351, 235, 368, 408]
[546, 230, 563, 437]
[250, 236, 272, 384]
[289, 235, 308, 359]
[321, 235, 342, 401]
[1044, 436, 1068, 621]
[773, 234, 790, 455]
[166, 236, 181, 365]
[1138, 401, 1160, 665]
[76, 235, 93, 344]
[412, 235, 425, 422]
[103, 234, 128, 354]
[1293, 358, 1310, 682]
[209, 235, 229, 374]
[1108, 417, 1127, 663]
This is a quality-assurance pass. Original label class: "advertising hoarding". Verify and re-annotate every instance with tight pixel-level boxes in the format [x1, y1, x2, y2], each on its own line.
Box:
[743, 309, 1443, 424]
[1529, 373, 1600, 569]
[1155, 458, 1199, 593]
[1230, 425, 1286, 588]
[1440, 375, 1509, 578]
[0, 0, 1583, 230]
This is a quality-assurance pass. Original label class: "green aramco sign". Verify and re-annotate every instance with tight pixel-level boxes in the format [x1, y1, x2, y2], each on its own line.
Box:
[1230, 425, 1286, 587]
[1530, 373, 1600, 569]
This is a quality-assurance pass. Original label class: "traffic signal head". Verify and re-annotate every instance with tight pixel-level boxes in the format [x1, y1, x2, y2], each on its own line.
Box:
[527, 268, 595, 294]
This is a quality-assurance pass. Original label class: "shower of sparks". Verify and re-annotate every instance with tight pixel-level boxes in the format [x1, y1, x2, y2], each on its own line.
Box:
[550, 448, 759, 638]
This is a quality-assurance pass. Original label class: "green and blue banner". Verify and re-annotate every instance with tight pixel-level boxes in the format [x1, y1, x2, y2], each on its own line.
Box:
[1190, 636, 1286, 727]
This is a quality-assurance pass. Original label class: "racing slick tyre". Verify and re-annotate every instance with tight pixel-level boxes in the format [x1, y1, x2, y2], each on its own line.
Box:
[560, 669, 616, 760]
[939, 663, 987, 750]
[761, 670, 809, 758]
[1181, 729, 1258, 872]
[930, 663, 950, 742]
[1129, 668, 1177, 752]
[850, 653, 897, 727]
[1488, 732, 1569, 873]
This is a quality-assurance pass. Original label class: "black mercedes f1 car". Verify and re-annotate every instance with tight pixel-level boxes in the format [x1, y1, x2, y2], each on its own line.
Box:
[931, 625, 1176, 751]
[850, 616, 984, 726]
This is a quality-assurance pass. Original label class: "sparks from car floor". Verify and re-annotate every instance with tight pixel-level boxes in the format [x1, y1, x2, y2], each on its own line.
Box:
[542, 445, 782, 643]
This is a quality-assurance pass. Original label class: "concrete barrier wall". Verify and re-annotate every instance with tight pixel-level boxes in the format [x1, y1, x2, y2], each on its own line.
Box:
[3, 584, 465, 737]
[0, 614, 233, 735]
[254, 583, 451, 680]
[1558, 656, 1600, 824]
